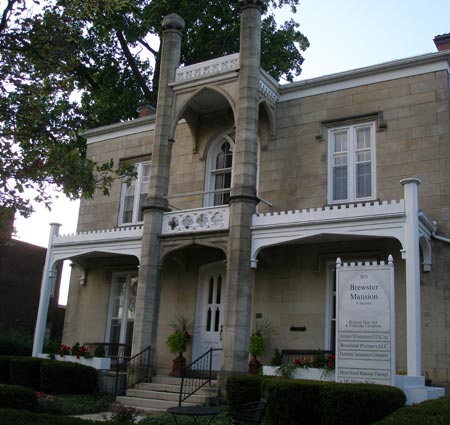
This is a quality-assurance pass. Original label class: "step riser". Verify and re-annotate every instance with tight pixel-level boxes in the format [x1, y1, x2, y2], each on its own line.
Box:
[137, 382, 218, 396]
[116, 396, 198, 410]
[116, 374, 220, 412]
[126, 389, 213, 404]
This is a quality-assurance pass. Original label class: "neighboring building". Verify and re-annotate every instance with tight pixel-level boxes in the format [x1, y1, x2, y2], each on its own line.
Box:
[0, 212, 64, 341]
[33, 5, 449, 402]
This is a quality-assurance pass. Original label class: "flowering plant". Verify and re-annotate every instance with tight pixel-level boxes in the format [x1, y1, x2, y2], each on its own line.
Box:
[58, 344, 71, 357]
[294, 357, 313, 369]
[275, 350, 336, 379]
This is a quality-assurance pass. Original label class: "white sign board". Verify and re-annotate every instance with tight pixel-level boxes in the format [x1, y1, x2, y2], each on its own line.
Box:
[336, 257, 395, 385]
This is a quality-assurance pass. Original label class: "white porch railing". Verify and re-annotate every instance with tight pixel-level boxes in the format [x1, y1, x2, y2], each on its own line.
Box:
[161, 206, 230, 235]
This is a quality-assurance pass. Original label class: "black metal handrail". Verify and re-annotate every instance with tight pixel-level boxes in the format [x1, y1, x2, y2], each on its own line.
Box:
[83, 342, 131, 360]
[178, 348, 222, 406]
[114, 345, 151, 398]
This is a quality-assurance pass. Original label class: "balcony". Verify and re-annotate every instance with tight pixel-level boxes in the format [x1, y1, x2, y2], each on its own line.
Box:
[161, 205, 230, 235]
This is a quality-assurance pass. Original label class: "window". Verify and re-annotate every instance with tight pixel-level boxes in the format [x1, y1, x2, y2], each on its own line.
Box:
[106, 273, 138, 355]
[328, 122, 375, 203]
[204, 132, 234, 207]
[119, 160, 151, 225]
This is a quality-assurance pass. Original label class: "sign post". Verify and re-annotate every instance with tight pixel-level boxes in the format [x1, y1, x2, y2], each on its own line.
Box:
[336, 256, 395, 385]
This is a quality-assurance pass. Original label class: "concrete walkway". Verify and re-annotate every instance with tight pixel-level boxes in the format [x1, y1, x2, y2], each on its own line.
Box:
[73, 410, 157, 422]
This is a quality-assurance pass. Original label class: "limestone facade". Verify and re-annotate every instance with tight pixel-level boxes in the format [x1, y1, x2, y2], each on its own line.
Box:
[34, 14, 450, 386]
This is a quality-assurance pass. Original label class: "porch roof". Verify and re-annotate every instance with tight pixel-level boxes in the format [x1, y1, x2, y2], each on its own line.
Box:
[250, 198, 436, 271]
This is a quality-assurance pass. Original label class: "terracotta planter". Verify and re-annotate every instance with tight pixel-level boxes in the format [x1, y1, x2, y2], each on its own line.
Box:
[248, 356, 261, 375]
[170, 354, 186, 377]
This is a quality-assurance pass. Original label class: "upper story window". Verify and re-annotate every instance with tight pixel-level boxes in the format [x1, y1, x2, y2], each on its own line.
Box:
[328, 122, 375, 204]
[119, 160, 151, 225]
[204, 132, 234, 207]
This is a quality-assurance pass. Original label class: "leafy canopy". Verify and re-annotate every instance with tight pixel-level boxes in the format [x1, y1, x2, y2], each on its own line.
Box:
[0, 0, 309, 224]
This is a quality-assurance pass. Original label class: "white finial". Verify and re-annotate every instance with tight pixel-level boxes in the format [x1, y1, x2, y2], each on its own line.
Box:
[336, 257, 342, 268]
[388, 255, 394, 266]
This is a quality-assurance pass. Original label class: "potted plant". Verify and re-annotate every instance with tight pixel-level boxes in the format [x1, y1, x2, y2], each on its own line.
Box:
[165, 316, 192, 377]
[248, 333, 265, 374]
[248, 318, 276, 374]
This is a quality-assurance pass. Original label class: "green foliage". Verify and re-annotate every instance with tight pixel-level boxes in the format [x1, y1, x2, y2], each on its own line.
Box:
[0, 329, 33, 356]
[0, 384, 38, 411]
[94, 344, 106, 358]
[262, 378, 323, 425]
[36, 392, 113, 416]
[0, 0, 308, 223]
[320, 383, 405, 425]
[373, 396, 450, 425]
[249, 334, 265, 358]
[0, 408, 111, 424]
[0, 356, 13, 384]
[10, 357, 46, 390]
[261, 379, 405, 425]
[226, 374, 264, 414]
[139, 410, 230, 425]
[40, 361, 98, 394]
[165, 331, 186, 355]
[270, 347, 282, 366]
[274, 363, 297, 378]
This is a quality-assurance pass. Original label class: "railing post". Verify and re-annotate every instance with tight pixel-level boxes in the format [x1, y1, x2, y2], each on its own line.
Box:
[209, 348, 213, 384]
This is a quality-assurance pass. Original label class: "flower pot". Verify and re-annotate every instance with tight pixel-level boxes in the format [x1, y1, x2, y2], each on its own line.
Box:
[248, 356, 261, 375]
[170, 354, 186, 377]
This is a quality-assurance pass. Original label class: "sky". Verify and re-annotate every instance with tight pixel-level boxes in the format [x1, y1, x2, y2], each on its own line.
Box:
[12, 0, 450, 302]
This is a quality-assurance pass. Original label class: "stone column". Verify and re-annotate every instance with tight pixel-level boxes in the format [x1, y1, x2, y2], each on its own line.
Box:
[132, 14, 185, 358]
[32, 223, 61, 356]
[220, 0, 266, 380]
[400, 178, 422, 377]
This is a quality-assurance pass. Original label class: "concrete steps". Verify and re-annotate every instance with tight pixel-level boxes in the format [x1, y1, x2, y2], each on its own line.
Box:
[115, 375, 219, 413]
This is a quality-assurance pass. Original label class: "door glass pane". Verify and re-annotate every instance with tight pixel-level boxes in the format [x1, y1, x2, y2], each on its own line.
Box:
[206, 308, 212, 332]
[216, 275, 222, 304]
[214, 308, 220, 332]
[208, 277, 214, 304]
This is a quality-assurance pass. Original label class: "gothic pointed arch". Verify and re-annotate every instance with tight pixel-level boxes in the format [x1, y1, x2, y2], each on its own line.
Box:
[171, 86, 236, 153]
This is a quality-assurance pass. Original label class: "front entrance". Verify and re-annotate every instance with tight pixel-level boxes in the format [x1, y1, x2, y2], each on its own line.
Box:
[192, 262, 226, 370]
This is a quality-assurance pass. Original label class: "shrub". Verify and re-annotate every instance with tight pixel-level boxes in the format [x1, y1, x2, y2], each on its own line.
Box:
[40, 361, 98, 394]
[0, 384, 37, 411]
[10, 357, 47, 390]
[37, 392, 113, 416]
[262, 378, 323, 425]
[0, 329, 33, 356]
[0, 408, 112, 424]
[320, 382, 406, 425]
[373, 396, 450, 425]
[226, 374, 264, 414]
[0, 356, 13, 384]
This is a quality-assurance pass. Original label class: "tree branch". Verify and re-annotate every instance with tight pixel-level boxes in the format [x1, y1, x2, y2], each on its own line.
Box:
[116, 29, 152, 99]
[0, 0, 18, 33]
[137, 37, 158, 58]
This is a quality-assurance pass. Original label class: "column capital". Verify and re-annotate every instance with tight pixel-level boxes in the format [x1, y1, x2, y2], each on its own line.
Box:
[238, 0, 267, 13]
[400, 177, 421, 186]
[162, 13, 185, 33]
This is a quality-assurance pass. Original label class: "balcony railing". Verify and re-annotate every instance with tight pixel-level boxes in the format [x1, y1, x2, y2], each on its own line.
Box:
[161, 206, 230, 235]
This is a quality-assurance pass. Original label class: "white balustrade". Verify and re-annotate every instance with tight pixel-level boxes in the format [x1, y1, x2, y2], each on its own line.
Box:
[162, 206, 230, 234]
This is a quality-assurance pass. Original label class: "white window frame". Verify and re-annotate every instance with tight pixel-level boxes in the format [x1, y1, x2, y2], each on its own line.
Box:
[203, 131, 235, 207]
[327, 122, 376, 204]
[118, 160, 151, 225]
[105, 272, 138, 347]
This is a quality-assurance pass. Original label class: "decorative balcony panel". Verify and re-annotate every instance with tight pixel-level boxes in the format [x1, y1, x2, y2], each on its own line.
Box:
[175, 53, 240, 82]
[162, 206, 230, 235]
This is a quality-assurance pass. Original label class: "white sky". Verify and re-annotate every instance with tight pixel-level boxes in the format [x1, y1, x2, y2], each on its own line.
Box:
[12, 0, 450, 302]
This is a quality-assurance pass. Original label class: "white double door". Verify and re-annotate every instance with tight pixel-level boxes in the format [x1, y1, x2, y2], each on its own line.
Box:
[192, 262, 226, 371]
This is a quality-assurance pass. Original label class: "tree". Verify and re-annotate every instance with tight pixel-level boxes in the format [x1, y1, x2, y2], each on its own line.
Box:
[0, 0, 309, 226]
